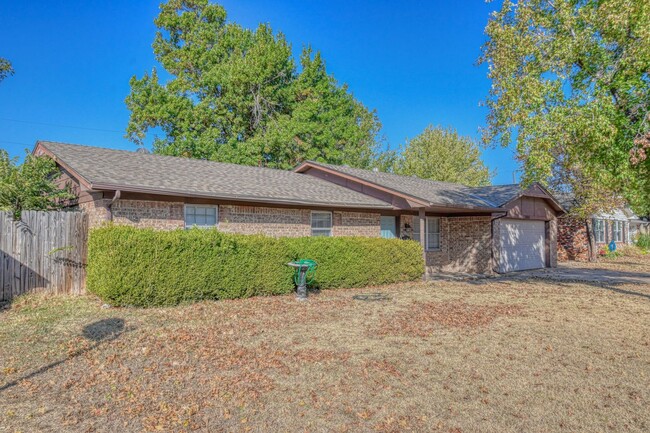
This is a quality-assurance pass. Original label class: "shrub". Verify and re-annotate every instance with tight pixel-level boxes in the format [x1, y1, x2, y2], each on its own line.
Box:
[636, 234, 650, 251]
[87, 225, 424, 307]
[284, 236, 424, 289]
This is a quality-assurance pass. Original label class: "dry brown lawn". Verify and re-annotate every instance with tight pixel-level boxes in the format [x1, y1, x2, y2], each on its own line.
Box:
[565, 247, 650, 274]
[1, 256, 649, 433]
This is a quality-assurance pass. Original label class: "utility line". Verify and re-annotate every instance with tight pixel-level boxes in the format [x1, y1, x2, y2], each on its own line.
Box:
[0, 117, 123, 133]
[0, 140, 32, 146]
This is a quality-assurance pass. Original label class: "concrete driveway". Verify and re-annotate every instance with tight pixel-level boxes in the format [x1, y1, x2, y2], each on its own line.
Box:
[509, 262, 650, 286]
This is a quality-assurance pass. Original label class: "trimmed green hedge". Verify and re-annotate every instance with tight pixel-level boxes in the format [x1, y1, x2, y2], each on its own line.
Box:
[87, 225, 424, 307]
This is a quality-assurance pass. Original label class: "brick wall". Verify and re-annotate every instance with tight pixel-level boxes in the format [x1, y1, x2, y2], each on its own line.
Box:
[81, 197, 381, 238]
[218, 205, 310, 237]
[400, 215, 493, 275]
[433, 216, 492, 274]
[332, 211, 380, 237]
[557, 217, 591, 261]
[78, 198, 110, 228]
[112, 200, 184, 230]
[219, 206, 381, 238]
[79, 196, 499, 274]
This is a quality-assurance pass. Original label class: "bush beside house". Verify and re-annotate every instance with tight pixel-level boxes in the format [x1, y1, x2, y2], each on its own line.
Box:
[637, 234, 650, 252]
[87, 225, 424, 307]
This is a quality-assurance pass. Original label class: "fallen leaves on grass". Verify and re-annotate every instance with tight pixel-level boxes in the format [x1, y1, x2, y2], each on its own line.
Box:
[373, 414, 427, 432]
[377, 300, 523, 337]
[2, 257, 649, 433]
[5, 296, 356, 432]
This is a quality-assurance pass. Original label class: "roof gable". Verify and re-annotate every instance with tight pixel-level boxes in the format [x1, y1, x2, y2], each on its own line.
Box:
[295, 161, 564, 213]
[295, 161, 502, 211]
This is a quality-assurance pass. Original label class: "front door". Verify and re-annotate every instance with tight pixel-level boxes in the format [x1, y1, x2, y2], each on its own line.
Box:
[380, 216, 397, 239]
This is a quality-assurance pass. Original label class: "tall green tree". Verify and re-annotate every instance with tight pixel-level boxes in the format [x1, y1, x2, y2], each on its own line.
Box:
[480, 0, 650, 215]
[0, 150, 76, 219]
[250, 48, 382, 168]
[0, 57, 14, 83]
[126, 0, 381, 169]
[391, 126, 492, 186]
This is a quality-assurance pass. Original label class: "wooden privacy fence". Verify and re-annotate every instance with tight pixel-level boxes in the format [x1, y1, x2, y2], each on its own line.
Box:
[0, 211, 88, 302]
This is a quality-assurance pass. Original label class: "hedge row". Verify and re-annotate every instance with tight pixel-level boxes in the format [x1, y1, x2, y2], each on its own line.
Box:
[87, 225, 424, 307]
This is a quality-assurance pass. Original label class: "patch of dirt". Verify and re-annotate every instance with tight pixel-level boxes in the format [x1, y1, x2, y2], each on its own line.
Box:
[377, 300, 524, 337]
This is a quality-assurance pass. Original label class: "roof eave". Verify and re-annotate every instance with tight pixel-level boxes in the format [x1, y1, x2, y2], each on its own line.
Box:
[89, 182, 394, 210]
[425, 203, 503, 213]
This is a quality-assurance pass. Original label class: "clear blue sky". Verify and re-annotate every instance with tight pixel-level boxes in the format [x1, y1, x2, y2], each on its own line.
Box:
[0, 0, 519, 184]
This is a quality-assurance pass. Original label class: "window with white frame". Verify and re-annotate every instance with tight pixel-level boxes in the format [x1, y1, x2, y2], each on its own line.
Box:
[614, 221, 623, 242]
[311, 211, 332, 237]
[412, 217, 421, 242]
[593, 219, 605, 243]
[411, 216, 440, 250]
[185, 205, 218, 228]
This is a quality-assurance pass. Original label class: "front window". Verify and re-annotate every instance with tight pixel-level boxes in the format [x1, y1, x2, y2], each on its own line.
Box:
[412, 217, 421, 242]
[614, 221, 623, 242]
[311, 211, 332, 237]
[426, 217, 441, 250]
[185, 205, 218, 228]
[593, 219, 605, 243]
[412, 216, 440, 250]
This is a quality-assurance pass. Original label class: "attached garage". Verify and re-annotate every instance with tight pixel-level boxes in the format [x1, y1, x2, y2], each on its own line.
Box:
[490, 184, 565, 274]
[498, 219, 546, 272]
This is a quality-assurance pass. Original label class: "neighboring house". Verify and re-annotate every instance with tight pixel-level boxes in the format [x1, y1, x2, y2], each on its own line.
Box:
[556, 194, 644, 261]
[35, 141, 565, 275]
[629, 215, 650, 240]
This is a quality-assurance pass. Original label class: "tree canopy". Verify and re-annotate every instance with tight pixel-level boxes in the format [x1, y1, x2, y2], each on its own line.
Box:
[0, 150, 76, 219]
[480, 0, 650, 215]
[0, 57, 14, 83]
[389, 126, 492, 187]
[126, 0, 381, 169]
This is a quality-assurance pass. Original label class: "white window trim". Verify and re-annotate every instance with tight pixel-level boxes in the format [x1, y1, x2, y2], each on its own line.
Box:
[425, 216, 441, 251]
[614, 220, 623, 242]
[593, 218, 605, 243]
[412, 216, 441, 251]
[184, 204, 219, 229]
[311, 211, 333, 237]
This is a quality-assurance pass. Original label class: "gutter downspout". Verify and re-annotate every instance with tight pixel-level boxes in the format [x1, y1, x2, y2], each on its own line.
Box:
[107, 190, 121, 221]
[490, 212, 508, 274]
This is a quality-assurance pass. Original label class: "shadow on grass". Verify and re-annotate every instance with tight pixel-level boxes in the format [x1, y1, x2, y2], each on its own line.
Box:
[591, 284, 650, 300]
[0, 318, 127, 393]
[524, 277, 650, 301]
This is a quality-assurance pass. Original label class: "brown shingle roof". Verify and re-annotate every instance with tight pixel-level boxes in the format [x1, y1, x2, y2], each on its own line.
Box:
[37, 141, 392, 209]
[469, 184, 523, 207]
[297, 161, 505, 210]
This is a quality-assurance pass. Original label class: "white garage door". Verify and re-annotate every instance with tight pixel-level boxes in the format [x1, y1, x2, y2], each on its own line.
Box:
[499, 219, 546, 273]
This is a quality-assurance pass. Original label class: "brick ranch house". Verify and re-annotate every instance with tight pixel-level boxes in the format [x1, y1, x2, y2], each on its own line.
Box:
[35, 141, 565, 275]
